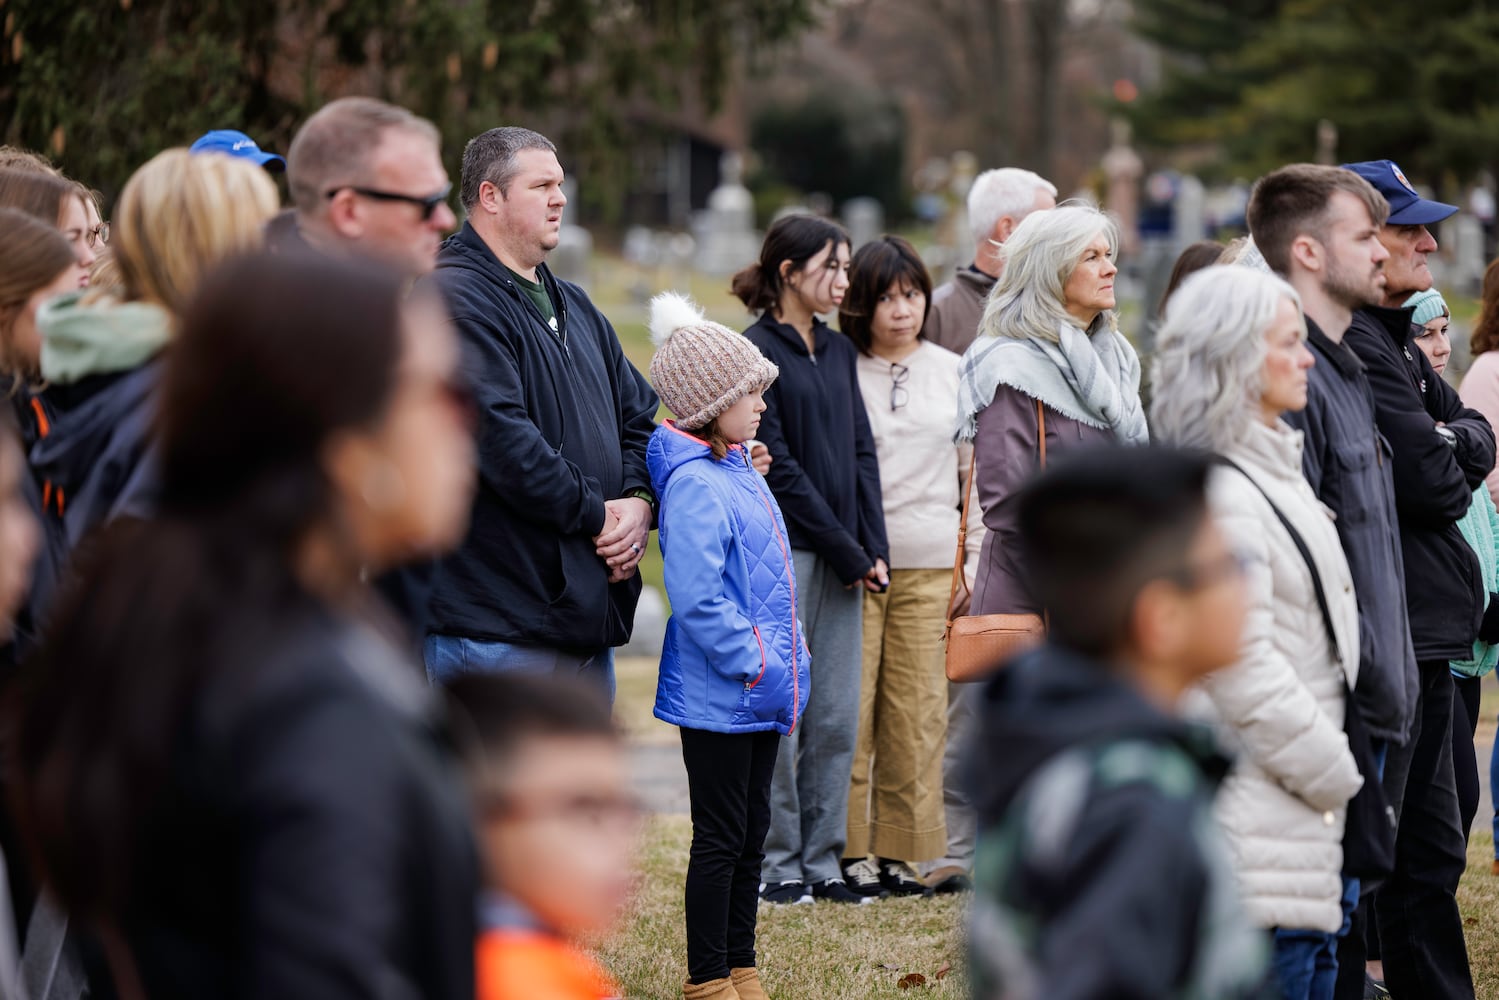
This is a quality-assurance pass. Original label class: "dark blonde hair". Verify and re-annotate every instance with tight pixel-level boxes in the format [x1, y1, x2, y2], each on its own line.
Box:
[1472, 258, 1499, 357]
[0, 208, 77, 348]
[0, 167, 75, 227]
[112, 149, 279, 314]
[697, 419, 736, 462]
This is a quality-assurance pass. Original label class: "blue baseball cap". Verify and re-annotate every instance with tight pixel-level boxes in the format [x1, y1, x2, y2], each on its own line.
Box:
[1342, 159, 1457, 226]
[189, 130, 285, 172]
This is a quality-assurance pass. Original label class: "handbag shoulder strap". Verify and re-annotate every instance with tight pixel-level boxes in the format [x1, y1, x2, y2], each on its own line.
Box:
[1214, 456, 1343, 668]
[948, 398, 1047, 627]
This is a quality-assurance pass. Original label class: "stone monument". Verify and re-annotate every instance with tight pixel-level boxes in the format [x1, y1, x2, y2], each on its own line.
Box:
[1102, 118, 1143, 256]
[697, 151, 761, 276]
[842, 197, 885, 250]
[549, 177, 593, 284]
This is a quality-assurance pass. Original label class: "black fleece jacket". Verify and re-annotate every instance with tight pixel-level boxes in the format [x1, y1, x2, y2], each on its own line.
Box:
[1344, 304, 1495, 662]
[425, 224, 659, 651]
[743, 313, 887, 583]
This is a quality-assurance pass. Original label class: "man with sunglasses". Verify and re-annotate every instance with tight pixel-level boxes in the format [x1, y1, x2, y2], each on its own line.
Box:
[421, 126, 659, 700]
[285, 97, 457, 279]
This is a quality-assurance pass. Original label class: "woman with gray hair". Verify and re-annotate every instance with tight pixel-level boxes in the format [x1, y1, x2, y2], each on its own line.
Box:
[1151, 265, 1362, 1000]
[955, 203, 1147, 632]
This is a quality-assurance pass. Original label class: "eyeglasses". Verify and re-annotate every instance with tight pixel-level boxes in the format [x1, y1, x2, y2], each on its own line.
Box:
[484, 792, 647, 831]
[889, 362, 910, 411]
[326, 183, 452, 221]
[63, 222, 109, 249]
[1165, 550, 1250, 591]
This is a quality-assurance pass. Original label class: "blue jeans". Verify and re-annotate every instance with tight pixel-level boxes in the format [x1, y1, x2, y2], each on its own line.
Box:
[1273, 928, 1338, 1000]
[423, 634, 615, 704]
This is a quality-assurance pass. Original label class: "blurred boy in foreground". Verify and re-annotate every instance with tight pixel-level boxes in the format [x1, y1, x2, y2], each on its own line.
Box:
[967, 447, 1278, 1000]
[447, 674, 640, 1000]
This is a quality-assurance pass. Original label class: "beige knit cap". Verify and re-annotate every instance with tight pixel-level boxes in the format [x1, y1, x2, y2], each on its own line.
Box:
[648, 292, 779, 431]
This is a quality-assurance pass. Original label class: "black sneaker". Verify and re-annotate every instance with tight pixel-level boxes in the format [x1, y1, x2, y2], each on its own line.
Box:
[810, 878, 876, 904]
[879, 859, 934, 897]
[840, 858, 890, 898]
[925, 866, 973, 894]
[1363, 974, 1391, 1000]
[759, 880, 812, 905]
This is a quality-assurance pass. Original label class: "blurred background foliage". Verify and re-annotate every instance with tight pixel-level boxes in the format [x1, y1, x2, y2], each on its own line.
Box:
[1127, 0, 1499, 188]
[0, 0, 822, 206]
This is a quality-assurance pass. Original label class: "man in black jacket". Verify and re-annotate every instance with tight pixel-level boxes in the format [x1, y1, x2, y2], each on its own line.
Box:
[1250, 163, 1418, 1000]
[1339, 159, 1490, 1000]
[423, 127, 659, 696]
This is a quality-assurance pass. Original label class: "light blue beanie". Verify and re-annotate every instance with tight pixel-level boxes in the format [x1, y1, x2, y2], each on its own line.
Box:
[1404, 288, 1449, 327]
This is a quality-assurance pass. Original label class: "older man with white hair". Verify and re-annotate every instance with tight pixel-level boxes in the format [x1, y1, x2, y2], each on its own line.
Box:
[923, 167, 1056, 356]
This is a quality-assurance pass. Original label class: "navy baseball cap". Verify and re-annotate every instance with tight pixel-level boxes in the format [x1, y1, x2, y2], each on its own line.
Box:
[1342, 159, 1457, 226]
[189, 130, 285, 172]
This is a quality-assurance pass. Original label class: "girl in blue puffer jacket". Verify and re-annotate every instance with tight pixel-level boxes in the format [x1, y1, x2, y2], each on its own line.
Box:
[646, 292, 810, 1000]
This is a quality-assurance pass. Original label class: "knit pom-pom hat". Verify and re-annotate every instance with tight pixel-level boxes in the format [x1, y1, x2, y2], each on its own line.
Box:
[648, 292, 779, 431]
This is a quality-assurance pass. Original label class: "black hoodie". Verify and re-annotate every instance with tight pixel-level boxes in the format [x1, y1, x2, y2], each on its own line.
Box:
[967, 646, 1277, 1000]
[424, 224, 659, 651]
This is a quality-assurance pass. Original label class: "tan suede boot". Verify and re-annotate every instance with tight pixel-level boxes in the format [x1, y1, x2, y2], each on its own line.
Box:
[682, 976, 741, 1000]
[730, 967, 768, 1000]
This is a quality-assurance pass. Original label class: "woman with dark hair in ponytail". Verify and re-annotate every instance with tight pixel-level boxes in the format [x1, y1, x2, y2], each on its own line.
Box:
[9, 250, 479, 999]
[732, 216, 889, 906]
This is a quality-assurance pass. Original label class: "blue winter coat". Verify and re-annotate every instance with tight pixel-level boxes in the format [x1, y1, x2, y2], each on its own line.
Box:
[648, 422, 810, 735]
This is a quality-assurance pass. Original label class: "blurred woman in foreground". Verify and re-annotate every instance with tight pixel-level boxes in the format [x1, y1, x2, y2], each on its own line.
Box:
[10, 251, 479, 999]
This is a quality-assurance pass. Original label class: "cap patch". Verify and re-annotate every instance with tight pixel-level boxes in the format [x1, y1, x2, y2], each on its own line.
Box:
[1392, 163, 1417, 194]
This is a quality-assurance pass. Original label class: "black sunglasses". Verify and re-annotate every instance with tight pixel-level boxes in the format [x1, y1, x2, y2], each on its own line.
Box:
[326, 183, 452, 221]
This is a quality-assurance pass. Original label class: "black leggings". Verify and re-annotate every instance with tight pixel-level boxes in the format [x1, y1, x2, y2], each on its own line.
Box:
[680, 728, 780, 984]
[1451, 674, 1482, 843]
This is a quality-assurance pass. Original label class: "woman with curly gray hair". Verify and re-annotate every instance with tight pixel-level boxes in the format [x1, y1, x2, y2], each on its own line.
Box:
[1151, 265, 1362, 1000]
[955, 203, 1147, 633]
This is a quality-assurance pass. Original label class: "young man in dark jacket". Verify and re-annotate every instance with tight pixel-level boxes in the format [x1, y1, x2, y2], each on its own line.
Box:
[1247, 163, 1419, 1000]
[1338, 158, 1492, 1000]
[423, 127, 659, 695]
[969, 446, 1276, 1000]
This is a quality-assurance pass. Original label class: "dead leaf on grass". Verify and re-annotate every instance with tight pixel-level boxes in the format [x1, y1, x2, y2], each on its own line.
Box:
[897, 973, 927, 988]
[878, 963, 901, 972]
[935, 962, 952, 980]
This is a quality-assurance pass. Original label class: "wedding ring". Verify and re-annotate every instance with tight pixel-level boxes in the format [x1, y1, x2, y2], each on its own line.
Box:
[630, 543, 642, 554]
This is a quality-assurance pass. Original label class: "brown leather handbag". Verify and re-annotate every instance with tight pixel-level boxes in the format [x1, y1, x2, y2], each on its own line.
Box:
[943, 398, 1047, 683]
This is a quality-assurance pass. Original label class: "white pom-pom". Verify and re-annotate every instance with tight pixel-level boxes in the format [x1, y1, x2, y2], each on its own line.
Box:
[649, 291, 706, 347]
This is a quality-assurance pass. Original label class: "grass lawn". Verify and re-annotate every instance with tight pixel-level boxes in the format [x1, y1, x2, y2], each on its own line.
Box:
[590, 256, 1499, 997]
[601, 660, 1499, 998]
[597, 814, 968, 999]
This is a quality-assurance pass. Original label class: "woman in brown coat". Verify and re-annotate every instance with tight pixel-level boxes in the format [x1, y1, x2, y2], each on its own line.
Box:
[955, 203, 1149, 619]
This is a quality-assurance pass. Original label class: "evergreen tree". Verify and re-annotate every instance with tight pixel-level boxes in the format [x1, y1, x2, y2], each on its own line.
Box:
[0, 0, 821, 212]
[1127, 0, 1499, 186]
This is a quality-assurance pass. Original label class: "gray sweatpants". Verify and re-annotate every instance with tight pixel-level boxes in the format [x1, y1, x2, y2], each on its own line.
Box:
[924, 678, 980, 874]
[762, 549, 865, 885]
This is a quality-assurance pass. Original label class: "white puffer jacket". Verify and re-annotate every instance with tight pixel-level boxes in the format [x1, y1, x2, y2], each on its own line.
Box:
[1185, 419, 1363, 933]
